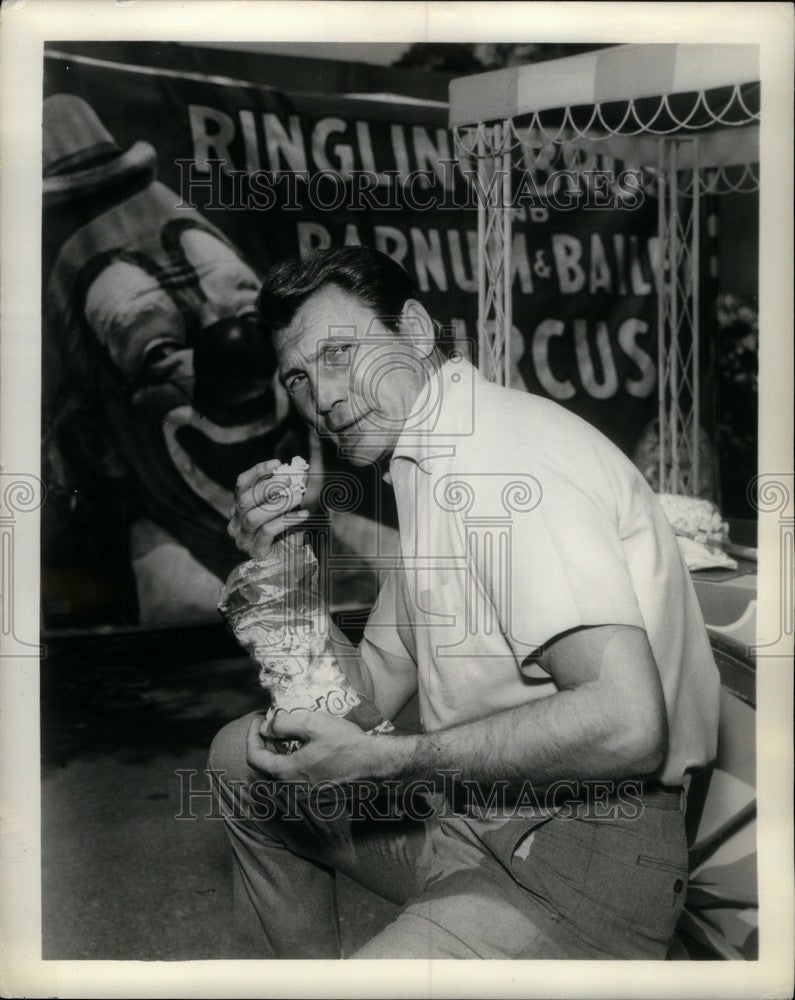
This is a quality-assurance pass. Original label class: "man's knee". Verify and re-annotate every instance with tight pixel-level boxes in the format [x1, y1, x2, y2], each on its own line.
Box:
[208, 711, 261, 784]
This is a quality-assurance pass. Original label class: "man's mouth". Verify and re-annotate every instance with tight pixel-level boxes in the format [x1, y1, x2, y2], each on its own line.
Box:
[328, 411, 375, 436]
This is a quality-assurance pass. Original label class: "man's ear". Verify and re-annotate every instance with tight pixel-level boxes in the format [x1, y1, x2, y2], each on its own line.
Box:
[398, 299, 436, 359]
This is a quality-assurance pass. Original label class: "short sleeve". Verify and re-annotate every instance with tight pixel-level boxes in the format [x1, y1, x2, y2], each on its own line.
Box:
[363, 566, 417, 662]
[498, 463, 646, 662]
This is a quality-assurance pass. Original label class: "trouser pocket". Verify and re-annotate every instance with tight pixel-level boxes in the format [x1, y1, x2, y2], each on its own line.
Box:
[508, 814, 591, 925]
[637, 853, 689, 876]
[570, 813, 689, 956]
[509, 809, 690, 958]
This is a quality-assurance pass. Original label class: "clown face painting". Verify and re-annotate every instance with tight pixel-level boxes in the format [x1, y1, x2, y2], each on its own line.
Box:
[42, 94, 317, 625]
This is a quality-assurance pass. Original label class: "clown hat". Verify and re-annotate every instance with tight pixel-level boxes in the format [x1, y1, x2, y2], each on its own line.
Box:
[43, 94, 157, 206]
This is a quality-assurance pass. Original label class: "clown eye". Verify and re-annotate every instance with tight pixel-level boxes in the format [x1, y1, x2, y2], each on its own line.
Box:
[84, 258, 186, 376]
[142, 338, 181, 368]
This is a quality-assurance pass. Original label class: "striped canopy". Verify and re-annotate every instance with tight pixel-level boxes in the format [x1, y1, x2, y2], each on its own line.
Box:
[449, 43, 759, 127]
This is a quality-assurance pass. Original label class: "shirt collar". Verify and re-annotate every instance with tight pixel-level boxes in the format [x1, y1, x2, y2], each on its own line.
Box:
[385, 354, 480, 479]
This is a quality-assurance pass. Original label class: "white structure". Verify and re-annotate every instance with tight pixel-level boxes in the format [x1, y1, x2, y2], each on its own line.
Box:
[450, 43, 759, 496]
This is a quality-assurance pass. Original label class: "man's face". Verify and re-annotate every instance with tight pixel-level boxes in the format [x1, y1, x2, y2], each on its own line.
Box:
[274, 284, 429, 466]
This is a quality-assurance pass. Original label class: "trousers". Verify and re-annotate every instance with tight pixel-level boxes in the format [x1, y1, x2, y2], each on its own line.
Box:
[208, 712, 689, 959]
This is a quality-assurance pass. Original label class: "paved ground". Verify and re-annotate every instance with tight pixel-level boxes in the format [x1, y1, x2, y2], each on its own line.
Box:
[41, 652, 404, 959]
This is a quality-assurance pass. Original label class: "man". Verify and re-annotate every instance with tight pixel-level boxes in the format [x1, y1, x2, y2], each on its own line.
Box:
[209, 246, 720, 959]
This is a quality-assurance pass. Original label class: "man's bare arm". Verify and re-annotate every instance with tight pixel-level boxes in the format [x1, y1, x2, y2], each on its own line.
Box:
[390, 624, 668, 785]
[250, 625, 668, 788]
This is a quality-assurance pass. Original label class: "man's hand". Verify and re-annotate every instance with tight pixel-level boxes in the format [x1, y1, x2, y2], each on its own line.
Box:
[228, 459, 310, 559]
[246, 710, 413, 785]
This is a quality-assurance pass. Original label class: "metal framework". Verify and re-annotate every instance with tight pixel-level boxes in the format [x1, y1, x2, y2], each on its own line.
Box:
[475, 123, 514, 386]
[450, 44, 760, 496]
[657, 138, 700, 494]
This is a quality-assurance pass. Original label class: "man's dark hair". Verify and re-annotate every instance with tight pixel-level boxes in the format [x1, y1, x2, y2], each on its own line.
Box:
[256, 246, 420, 338]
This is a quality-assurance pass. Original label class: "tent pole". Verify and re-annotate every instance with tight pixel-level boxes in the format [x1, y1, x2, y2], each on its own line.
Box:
[502, 119, 513, 387]
[692, 141, 701, 496]
[477, 127, 486, 377]
[669, 141, 680, 494]
[657, 141, 667, 493]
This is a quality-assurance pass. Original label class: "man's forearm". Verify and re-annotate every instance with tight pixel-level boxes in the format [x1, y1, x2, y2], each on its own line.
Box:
[253, 624, 668, 788]
[378, 685, 666, 787]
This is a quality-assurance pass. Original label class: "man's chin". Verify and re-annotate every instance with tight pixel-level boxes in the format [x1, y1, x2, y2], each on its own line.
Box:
[333, 435, 392, 467]
[340, 446, 383, 467]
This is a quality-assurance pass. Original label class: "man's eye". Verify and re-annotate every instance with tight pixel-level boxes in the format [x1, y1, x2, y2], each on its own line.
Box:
[323, 343, 353, 365]
[285, 373, 308, 393]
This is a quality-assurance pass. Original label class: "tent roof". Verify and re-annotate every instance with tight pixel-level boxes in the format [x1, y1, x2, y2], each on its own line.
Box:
[449, 43, 760, 128]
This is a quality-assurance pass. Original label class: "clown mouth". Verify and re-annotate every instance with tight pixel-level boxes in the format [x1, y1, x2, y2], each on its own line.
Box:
[162, 406, 294, 517]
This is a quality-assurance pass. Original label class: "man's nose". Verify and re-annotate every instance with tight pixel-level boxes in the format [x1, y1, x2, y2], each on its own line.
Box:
[314, 374, 347, 417]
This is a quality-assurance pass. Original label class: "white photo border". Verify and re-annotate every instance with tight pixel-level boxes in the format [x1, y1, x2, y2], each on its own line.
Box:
[1, 2, 792, 997]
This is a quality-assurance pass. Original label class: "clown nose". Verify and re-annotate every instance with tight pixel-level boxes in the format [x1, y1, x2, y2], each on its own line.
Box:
[193, 316, 277, 413]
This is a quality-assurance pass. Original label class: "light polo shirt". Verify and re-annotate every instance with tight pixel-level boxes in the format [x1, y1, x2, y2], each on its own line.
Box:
[363, 355, 720, 787]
